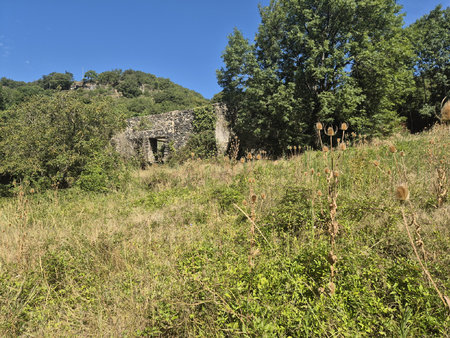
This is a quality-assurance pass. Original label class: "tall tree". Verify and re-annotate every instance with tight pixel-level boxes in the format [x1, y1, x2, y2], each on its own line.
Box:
[406, 5, 450, 130]
[37, 72, 74, 90]
[0, 92, 124, 187]
[217, 0, 414, 153]
[98, 69, 122, 87]
[83, 70, 99, 83]
[0, 86, 6, 111]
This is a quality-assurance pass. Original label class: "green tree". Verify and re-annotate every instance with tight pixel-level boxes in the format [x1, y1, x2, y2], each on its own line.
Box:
[83, 70, 99, 83]
[98, 69, 122, 87]
[117, 72, 142, 98]
[0, 92, 124, 188]
[0, 86, 6, 111]
[37, 72, 74, 90]
[0, 77, 26, 88]
[406, 5, 450, 130]
[217, 0, 414, 153]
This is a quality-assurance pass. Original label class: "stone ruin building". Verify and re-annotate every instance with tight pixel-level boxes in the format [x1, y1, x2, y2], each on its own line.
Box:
[112, 103, 230, 163]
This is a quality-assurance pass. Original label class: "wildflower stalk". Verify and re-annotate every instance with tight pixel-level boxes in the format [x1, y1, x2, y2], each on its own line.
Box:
[316, 122, 324, 149]
[325, 164, 339, 295]
[436, 167, 447, 207]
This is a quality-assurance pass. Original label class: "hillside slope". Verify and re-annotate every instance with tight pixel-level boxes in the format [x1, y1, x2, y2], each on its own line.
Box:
[0, 125, 449, 336]
[0, 70, 209, 117]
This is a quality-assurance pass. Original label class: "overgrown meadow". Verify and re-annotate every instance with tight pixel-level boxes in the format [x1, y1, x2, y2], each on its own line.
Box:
[0, 124, 448, 336]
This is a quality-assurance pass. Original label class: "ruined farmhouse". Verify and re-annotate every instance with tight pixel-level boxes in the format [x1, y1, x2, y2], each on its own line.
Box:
[112, 103, 230, 163]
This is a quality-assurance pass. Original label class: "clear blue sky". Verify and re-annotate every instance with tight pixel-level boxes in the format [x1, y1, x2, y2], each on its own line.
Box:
[0, 0, 448, 99]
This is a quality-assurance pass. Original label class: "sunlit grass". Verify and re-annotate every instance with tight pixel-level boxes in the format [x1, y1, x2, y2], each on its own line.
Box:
[0, 124, 449, 336]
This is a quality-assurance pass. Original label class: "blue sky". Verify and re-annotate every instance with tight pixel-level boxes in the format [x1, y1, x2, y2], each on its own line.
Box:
[0, 0, 448, 99]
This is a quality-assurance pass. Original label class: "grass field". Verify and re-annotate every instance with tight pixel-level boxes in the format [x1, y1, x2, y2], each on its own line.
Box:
[0, 125, 449, 336]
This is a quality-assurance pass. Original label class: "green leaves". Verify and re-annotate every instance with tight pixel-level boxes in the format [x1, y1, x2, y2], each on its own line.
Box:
[218, 0, 417, 153]
[0, 92, 125, 189]
[37, 72, 74, 90]
[406, 5, 450, 130]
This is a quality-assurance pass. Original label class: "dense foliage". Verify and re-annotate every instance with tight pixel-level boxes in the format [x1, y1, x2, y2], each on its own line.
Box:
[0, 92, 125, 191]
[406, 5, 450, 131]
[0, 69, 208, 117]
[217, 1, 449, 154]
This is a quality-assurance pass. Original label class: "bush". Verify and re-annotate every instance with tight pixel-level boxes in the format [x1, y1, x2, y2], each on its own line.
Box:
[266, 186, 325, 234]
[0, 92, 125, 191]
[76, 148, 129, 192]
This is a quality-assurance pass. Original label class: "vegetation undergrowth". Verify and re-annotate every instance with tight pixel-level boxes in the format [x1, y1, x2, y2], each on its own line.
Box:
[0, 125, 448, 336]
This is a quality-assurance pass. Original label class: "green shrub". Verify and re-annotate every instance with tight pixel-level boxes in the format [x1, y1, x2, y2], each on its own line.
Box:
[0, 92, 125, 192]
[266, 186, 325, 234]
[211, 185, 243, 211]
[76, 149, 128, 192]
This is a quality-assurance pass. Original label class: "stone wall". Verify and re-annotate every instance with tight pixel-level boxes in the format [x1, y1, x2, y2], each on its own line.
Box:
[112, 103, 230, 163]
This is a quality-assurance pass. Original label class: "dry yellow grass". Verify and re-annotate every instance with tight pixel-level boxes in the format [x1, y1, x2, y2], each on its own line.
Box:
[0, 124, 448, 335]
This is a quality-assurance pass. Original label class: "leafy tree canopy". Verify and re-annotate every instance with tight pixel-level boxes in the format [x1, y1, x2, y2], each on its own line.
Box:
[37, 72, 74, 90]
[83, 70, 99, 83]
[405, 5, 450, 130]
[0, 69, 209, 116]
[0, 92, 125, 188]
[217, 0, 415, 153]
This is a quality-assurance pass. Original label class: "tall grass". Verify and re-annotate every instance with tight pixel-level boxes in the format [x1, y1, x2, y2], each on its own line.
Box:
[0, 124, 448, 336]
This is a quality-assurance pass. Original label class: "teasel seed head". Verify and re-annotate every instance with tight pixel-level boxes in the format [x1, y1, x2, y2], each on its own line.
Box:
[340, 122, 348, 131]
[326, 126, 336, 136]
[251, 194, 257, 203]
[322, 146, 329, 153]
[395, 185, 410, 201]
[328, 281, 336, 295]
[327, 251, 338, 264]
[339, 143, 346, 151]
[389, 145, 397, 153]
[240, 157, 245, 163]
[316, 122, 323, 130]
